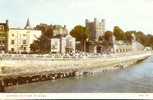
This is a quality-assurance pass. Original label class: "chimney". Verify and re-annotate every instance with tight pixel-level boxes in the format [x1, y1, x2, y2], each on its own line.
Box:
[64, 25, 66, 29]
[101, 19, 105, 23]
[6, 20, 8, 25]
[6, 20, 9, 31]
[85, 19, 88, 24]
[94, 18, 97, 22]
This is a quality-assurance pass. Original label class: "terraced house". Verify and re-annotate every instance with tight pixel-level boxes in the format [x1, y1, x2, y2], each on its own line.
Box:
[0, 20, 9, 53]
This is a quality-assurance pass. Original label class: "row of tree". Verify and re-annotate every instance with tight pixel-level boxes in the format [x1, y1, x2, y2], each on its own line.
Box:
[30, 24, 153, 53]
[104, 26, 153, 48]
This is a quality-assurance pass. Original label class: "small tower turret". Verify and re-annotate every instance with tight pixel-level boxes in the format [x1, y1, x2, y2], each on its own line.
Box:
[24, 18, 31, 29]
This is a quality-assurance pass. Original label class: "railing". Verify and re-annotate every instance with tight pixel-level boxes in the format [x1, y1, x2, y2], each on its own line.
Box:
[0, 50, 152, 61]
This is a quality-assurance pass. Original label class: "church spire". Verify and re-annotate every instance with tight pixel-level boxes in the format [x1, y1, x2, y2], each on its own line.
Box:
[24, 18, 31, 29]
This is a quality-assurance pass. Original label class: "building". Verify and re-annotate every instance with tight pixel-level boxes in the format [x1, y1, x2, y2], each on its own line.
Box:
[112, 34, 144, 53]
[131, 34, 144, 51]
[52, 25, 68, 37]
[65, 34, 76, 53]
[112, 40, 132, 53]
[8, 29, 41, 53]
[112, 34, 132, 53]
[88, 42, 97, 53]
[0, 20, 9, 53]
[85, 18, 105, 53]
[85, 18, 105, 41]
[144, 47, 152, 51]
[8, 19, 41, 53]
[51, 34, 75, 54]
[50, 38, 60, 53]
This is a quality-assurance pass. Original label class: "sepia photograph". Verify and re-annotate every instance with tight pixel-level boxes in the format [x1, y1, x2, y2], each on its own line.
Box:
[0, 0, 153, 99]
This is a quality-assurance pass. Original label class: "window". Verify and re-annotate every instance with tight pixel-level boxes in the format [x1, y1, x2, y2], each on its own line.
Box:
[26, 31, 30, 33]
[23, 34, 26, 37]
[23, 47, 26, 51]
[12, 34, 14, 37]
[2, 40, 5, 44]
[11, 40, 14, 44]
[0, 40, 4, 44]
[23, 40, 26, 44]
[11, 48, 14, 52]
[0, 25, 4, 31]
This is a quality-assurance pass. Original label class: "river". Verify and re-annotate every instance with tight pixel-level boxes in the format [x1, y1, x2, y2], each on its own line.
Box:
[5, 56, 153, 93]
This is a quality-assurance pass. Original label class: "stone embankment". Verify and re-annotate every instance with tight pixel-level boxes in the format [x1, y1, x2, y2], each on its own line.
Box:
[0, 51, 152, 92]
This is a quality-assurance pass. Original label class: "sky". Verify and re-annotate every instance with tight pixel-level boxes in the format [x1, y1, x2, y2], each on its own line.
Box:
[0, 0, 153, 34]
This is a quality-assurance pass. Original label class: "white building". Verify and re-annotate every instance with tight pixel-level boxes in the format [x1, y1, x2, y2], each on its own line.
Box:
[51, 34, 76, 54]
[8, 19, 42, 53]
[144, 47, 152, 51]
[131, 34, 144, 51]
[51, 38, 60, 53]
[112, 34, 144, 53]
[60, 37, 66, 54]
[65, 34, 76, 53]
[112, 40, 132, 53]
[8, 28, 41, 53]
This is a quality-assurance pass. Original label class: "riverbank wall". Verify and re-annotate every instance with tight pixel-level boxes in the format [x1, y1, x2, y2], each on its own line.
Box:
[0, 51, 152, 92]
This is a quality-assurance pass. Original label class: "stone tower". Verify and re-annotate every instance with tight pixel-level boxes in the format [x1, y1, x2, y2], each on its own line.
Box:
[85, 18, 105, 41]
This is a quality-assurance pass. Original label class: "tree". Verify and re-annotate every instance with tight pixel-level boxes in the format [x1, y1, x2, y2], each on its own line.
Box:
[113, 26, 125, 41]
[135, 31, 146, 45]
[98, 31, 113, 49]
[125, 31, 133, 43]
[104, 31, 113, 44]
[30, 40, 40, 53]
[147, 35, 153, 48]
[35, 24, 53, 38]
[70, 25, 90, 51]
[30, 24, 53, 53]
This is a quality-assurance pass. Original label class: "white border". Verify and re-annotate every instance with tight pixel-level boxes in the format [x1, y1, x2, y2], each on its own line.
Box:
[0, 93, 153, 99]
